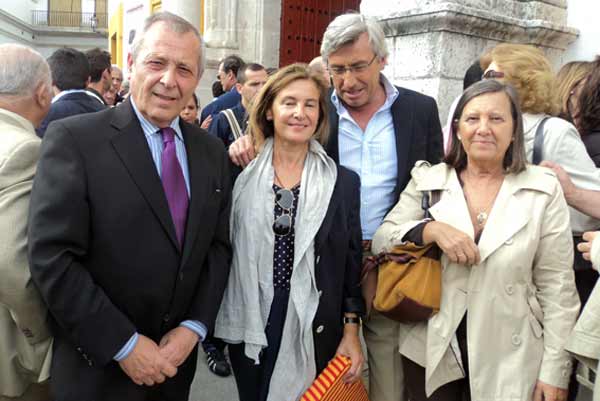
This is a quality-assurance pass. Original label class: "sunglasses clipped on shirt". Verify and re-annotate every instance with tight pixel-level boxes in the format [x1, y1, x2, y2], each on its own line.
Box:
[273, 188, 294, 236]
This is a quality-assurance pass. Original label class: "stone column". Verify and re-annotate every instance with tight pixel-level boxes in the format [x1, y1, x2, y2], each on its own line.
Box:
[361, 0, 578, 122]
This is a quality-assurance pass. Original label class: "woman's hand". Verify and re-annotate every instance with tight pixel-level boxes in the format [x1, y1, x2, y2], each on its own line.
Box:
[533, 380, 568, 401]
[577, 231, 598, 261]
[335, 323, 364, 384]
[423, 221, 480, 265]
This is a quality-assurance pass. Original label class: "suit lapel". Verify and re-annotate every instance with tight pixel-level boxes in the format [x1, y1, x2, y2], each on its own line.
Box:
[109, 100, 180, 250]
[315, 177, 341, 254]
[326, 94, 340, 163]
[179, 123, 209, 267]
[391, 87, 414, 201]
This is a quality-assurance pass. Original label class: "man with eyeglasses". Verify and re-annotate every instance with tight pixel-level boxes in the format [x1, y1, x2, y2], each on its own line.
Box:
[228, 13, 443, 401]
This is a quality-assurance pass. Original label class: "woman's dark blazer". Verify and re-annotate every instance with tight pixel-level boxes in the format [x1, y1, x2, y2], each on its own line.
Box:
[312, 165, 364, 373]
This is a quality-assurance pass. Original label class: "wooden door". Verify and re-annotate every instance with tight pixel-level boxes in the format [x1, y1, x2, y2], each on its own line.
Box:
[279, 0, 361, 67]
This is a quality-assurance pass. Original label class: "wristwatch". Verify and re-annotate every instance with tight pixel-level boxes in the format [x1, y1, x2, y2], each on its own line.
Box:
[343, 316, 361, 325]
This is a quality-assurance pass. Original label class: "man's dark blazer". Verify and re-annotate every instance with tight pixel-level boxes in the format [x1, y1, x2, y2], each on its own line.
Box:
[36, 91, 105, 137]
[199, 88, 241, 125]
[326, 84, 444, 207]
[28, 99, 232, 401]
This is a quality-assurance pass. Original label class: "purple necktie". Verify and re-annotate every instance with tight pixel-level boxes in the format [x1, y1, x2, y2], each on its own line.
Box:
[160, 127, 188, 247]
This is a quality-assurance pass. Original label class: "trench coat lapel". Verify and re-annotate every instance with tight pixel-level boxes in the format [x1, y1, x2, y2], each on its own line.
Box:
[477, 175, 531, 263]
[110, 100, 180, 251]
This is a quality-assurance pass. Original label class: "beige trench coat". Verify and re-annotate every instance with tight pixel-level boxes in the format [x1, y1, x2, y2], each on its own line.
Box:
[372, 161, 580, 401]
[566, 231, 600, 399]
[0, 109, 52, 397]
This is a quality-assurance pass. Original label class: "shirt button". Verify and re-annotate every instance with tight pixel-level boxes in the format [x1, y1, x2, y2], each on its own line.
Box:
[163, 314, 170, 323]
[505, 284, 514, 295]
[316, 325, 324, 334]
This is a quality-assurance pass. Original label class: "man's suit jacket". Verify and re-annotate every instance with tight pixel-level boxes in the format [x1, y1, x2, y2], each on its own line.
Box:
[28, 99, 232, 401]
[0, 108, 52, 397]
[199, 88, 241, 125]
[37, 91, 106, 137]
[326, 84, 444, 206]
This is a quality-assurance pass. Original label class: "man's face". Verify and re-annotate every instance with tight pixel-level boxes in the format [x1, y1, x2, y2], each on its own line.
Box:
[327, 32, 385, 111]
[217, 62, 235, 91]
[128, 22, 201, 127]
[238, 68, 268, 106]
[111, 69, 123, 93]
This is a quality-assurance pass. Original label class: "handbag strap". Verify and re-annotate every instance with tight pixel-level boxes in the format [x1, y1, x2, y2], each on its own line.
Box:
[221, 108, 244, 140]
[532, 117, 549, 165]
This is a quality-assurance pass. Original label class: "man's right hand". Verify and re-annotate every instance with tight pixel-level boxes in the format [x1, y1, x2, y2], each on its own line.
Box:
[228, 134, 255, 167]
[118, 334, 178, 386]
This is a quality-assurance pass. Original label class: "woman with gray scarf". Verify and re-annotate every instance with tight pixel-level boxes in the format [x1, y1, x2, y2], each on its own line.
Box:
[215, 64, 365, 401]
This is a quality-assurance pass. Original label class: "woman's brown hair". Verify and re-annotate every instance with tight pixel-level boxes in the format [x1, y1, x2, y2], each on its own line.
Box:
[577, 56, 600, 135]
[248, 63, 330, 151]
[555, 61, 593, 121]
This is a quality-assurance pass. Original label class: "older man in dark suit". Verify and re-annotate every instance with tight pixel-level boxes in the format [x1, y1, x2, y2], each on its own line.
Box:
[28, 12, 231, 401]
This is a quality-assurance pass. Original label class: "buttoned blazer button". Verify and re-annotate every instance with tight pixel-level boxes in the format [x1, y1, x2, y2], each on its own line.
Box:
[316, 325, 324, 334]
[565, 360, 572, 367]
[562, 370, 569, 378]
[511, 334, 521, 346]
[505, 284, 514, 295]
[163, 314, 170, 322]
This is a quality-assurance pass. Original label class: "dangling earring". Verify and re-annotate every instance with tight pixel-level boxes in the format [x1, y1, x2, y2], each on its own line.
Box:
[457, 134, 462, 141]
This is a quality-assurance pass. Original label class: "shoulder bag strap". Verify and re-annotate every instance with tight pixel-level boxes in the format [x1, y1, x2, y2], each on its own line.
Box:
[221, 108, 243, 140]
[532, 117, 550, 165]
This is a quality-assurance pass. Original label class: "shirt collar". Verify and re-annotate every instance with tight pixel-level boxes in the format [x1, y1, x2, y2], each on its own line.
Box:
[52, 89, 89, 103]
[130, 96, 184, 142]
[330, 73, 399, 114]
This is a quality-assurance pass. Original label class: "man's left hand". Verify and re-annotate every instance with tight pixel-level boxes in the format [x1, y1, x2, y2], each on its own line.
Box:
[158, 326, 200, 367]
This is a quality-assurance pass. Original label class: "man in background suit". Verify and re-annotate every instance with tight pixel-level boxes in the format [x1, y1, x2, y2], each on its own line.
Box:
[28, 12, 232, 401]
[37, 47, 105, 137]
[0, 44, 53, 401]
[228, 13, 443, 401]
[199, 54, 244, 127]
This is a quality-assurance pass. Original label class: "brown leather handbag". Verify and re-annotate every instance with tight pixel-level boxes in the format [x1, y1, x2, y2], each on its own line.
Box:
[363, 191, 442, 322]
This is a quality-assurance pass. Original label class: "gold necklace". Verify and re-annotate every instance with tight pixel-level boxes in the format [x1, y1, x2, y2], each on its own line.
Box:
[462, 172, 503, 228]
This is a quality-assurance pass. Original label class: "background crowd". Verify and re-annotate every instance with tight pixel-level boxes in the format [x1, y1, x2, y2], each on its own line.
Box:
[1, 8, 600, 401]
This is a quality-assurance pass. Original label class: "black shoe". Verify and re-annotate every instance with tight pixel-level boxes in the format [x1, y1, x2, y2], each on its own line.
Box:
[205, 347, 231, 377]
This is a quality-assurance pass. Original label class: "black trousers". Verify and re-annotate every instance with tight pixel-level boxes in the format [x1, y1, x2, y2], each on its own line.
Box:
[229, 288, 290, 401]
[403, 316, 471, 401]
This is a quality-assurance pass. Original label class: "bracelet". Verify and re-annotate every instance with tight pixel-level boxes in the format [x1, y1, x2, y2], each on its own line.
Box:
[343, 316, 361, 325]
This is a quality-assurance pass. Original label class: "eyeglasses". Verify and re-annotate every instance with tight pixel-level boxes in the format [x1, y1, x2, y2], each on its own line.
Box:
[482, 70, 505, 80]
[273, 188, 294, 236]
[328, 55, 378, 77]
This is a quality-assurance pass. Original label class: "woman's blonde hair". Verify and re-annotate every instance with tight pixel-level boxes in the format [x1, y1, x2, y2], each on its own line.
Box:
[480, 43, 558, 115]
[249, 63, 330, 151]
[555, 61, 593, 120]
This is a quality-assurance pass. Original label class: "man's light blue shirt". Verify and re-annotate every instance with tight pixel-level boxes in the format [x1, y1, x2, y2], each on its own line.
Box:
[113, 99, 206, 361]
[332, 74, 399, 240]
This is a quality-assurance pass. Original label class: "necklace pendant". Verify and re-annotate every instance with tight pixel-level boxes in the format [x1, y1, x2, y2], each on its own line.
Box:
[476, 211, 488, 226]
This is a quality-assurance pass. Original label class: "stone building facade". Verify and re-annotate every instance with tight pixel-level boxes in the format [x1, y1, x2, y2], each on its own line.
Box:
[108, 0, 597, 118]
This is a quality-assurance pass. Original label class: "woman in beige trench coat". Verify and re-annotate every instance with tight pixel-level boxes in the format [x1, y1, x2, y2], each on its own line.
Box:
[372, 80, 580, 401]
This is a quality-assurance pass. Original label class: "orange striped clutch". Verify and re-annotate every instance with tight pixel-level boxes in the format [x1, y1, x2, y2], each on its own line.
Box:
[300, 355, 370, 401]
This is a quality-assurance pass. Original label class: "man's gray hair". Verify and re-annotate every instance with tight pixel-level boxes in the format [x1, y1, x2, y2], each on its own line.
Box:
[0, 44, 51, 98]
[320, 13, 388, 63]
[130, 11, 206, 76]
